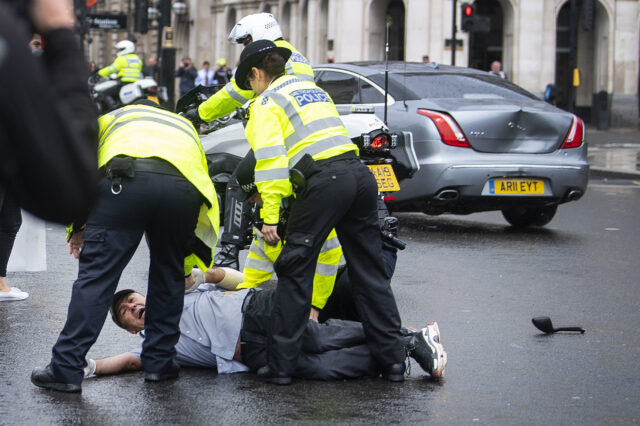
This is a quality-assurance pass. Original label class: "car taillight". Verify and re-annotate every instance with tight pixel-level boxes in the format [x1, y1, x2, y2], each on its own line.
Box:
[417, 109, 471, 148]
[560, 115, 584, 149]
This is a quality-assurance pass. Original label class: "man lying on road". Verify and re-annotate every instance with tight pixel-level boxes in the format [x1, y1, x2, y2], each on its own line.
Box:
[83, 282, 448, 381]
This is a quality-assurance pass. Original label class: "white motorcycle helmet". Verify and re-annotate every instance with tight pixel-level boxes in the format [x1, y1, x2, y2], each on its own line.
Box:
[228, 13, 283, 44]
[115, 40, 135, 56]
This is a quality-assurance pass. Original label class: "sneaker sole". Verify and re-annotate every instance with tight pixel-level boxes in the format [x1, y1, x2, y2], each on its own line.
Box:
[424, 322, 447, 380]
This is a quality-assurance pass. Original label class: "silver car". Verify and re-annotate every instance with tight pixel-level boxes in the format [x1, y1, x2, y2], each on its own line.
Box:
[313, 62, 589, 227]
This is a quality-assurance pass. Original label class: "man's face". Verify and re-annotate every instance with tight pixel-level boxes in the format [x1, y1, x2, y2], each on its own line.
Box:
[116, 292, 146, 333]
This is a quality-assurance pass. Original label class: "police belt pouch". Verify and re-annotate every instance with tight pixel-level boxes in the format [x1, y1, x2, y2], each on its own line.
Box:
[103, 156, 135, 194]
[290, 154, 321, 193]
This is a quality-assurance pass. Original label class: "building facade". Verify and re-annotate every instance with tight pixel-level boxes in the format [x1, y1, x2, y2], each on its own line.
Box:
[86, 0, 639, 127]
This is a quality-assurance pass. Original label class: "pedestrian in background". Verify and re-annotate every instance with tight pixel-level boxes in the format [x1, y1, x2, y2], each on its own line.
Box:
[195, 60, 215, 87]
[0, 0, 98, 225]
[89, 60, 99, 76]
[213, 58, 233, 85]
[0, 188, 26, 302]
[489, 60, 507, 80]
[142, 56, 159, 81]
[175, 57, 197, 96]
[0, 29, 50, 302]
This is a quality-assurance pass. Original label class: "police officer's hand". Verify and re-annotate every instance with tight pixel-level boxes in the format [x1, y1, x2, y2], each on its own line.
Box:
[67, 230, 84, 259]
[262, 224, 280, 245]
[309, 307, 320, 322]
[30, 0, 75, 33]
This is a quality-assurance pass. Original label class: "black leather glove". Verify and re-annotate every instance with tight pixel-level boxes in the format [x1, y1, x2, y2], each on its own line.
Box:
[183, 107, 202, 126]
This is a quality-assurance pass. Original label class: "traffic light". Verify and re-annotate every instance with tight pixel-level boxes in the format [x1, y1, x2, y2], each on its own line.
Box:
[134, 0, 149, 34]
[460, 3, 475, 32]
[460, 2, 490, 33]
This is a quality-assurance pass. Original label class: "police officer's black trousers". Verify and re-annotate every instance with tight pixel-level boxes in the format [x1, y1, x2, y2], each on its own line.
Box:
[50, 170, 202, 385]
[270, 157, 405, 376]
[241, 289, 383, 380]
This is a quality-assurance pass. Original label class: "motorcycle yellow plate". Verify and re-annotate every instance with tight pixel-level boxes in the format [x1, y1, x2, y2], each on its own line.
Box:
[368, 164, 400, 192]
[147, 95, 160, 104]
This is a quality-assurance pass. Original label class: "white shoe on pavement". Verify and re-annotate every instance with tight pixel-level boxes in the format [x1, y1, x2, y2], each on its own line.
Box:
[0, 287, 29, 301]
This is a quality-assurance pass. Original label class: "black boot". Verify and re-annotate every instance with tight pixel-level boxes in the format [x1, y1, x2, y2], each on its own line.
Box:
[31, 364, 81, 393]
[213, 244, 240, 270]
[381, 362, 405, 382]
[257, 365, 293, 385]
[144, 360, 180, 382]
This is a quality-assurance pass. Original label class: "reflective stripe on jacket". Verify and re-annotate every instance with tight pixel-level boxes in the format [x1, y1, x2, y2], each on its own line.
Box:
[238, 228, 343, 309]
[198, 39, 314, 122]
[245, 75, 358, 224]
[98, 54, 142, 82]
[97, 105, 219, 273]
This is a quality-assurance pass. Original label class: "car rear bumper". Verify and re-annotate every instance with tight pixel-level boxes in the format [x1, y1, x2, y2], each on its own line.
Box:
[391, 160, 589, 214]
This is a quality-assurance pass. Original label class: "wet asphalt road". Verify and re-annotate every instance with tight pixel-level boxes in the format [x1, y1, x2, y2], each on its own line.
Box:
[1, 175, 640, 425]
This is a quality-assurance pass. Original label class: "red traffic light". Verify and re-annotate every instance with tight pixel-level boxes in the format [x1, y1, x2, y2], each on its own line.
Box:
[464, 5, 473, 16]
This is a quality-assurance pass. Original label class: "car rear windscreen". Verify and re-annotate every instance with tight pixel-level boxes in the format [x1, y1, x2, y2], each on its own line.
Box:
[397, 73, 539, 101]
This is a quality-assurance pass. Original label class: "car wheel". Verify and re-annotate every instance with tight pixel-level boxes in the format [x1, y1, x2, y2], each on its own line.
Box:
[501, 205, 558, 228]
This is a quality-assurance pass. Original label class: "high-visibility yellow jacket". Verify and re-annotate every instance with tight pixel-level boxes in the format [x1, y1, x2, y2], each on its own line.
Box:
[98, 53, 143, 82]
[97, 105, 219, 274]
[238, 228, 343, 309]
[198, 39, 314, 122]
[245, 75, 358, 224]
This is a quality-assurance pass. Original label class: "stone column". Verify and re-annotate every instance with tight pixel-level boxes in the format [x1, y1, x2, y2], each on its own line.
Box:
[611, 0, 639, 126]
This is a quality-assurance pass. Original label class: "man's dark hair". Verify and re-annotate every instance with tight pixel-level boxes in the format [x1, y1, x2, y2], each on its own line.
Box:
[110, 289, 136, 329]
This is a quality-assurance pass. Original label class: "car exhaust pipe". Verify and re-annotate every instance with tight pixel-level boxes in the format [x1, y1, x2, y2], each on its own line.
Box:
[434, 189, 459, 201]
[567, 189, 583, 201]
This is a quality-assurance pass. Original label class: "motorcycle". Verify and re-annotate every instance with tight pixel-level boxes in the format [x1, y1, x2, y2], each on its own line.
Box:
[89, 74, 168, 113]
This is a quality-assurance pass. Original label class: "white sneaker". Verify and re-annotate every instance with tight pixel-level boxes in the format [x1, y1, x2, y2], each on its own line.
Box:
[0, 287, 29, 301]
[407, 322, 447, 380]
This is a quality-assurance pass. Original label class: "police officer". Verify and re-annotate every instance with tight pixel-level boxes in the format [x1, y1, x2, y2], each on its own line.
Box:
[235, 40, 407, 385]
[185, 12, 314, 271]
[97, 40, 143, 109]
[31, 100, 219, 392]
[230, 150, 343, 320]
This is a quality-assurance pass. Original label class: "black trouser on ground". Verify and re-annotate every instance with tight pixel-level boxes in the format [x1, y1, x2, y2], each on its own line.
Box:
[0, 186, 22, 277]
[241, 289, 383, 380]
[268, 154, 405, 376]
[219, 166, 253, 247]
[50, 161, 202, 385]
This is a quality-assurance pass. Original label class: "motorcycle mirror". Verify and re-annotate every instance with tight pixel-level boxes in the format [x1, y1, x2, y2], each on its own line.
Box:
[532, 316, 585, 334]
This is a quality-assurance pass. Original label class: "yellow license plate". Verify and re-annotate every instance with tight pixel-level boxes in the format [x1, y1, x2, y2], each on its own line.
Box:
[147, 95, 159, 103]
[489, 179, 545, 194]
[368, 164, 400, 192]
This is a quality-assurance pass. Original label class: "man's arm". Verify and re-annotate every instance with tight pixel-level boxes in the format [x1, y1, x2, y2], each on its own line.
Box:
[91, 353, 142, 376]
[197, 79, 254, 122]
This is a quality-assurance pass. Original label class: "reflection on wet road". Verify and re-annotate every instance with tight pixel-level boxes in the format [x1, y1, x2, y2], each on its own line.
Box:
[588, 143, 640, 171]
